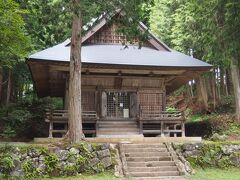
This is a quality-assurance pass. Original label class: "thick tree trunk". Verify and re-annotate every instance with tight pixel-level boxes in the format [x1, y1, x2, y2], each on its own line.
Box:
[230, 60, 240, 122]
[0, 66, 3, 103]
[68, 0, 83, 143]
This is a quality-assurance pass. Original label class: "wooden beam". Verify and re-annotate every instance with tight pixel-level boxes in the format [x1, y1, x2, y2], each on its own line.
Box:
[49, 65, 186, 75]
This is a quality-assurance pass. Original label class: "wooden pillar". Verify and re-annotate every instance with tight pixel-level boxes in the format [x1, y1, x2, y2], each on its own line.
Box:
[161, 121, 164, 137]
[64, 78, 69, 110]
[139, 121, 143, 134]
[49, 110, 53, 138]
[181, 122, 185, 137]
[174, 125, 177, 137]
[101, 91, 107, 117]
[162, 89, 167, 111]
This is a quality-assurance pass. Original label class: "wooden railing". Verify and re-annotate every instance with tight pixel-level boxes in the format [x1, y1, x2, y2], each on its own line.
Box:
[139, 106, 185, 137]
[45, 109, 98, 138]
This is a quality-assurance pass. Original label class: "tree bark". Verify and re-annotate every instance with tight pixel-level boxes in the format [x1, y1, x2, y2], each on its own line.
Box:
[68, 0, 83, 143]
[230, 59, 240, 122]
[211, 72, 217, 111]
[224, 69, 229, 96]
[196, 76, 208, 111]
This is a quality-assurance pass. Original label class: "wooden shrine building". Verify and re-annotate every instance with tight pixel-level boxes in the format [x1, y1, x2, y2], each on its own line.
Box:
[28, 13, 212, 138]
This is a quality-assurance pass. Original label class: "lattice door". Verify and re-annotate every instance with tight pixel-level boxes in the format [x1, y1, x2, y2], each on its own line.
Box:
[106, 92, 130, 118]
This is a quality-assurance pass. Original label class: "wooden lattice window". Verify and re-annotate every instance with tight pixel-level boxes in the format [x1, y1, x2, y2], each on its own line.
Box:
[139, 91, 164, 112]
[86, 23, 140, 45]
[82, 91, 96, 111]
[106, 92, 130, 118]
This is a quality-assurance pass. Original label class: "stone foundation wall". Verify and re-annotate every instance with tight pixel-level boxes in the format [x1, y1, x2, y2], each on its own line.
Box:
[0, 143, 116, 178]
[173, 142, 240, 168]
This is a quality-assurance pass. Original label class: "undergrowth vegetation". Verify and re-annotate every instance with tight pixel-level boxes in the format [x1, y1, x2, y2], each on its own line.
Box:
[0, 97, 63, 141]
[185, 113, 240, 140]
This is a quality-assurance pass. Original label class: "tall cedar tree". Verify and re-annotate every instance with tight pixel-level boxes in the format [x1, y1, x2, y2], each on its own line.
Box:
[69, 0, 152, 143]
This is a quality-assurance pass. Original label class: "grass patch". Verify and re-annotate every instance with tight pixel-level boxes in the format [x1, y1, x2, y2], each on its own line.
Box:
[189, 168, 240, 180]
[48, 171, 119, 180]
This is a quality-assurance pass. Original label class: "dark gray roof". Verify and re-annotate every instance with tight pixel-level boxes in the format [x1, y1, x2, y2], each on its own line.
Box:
[29, 39, 212, 68]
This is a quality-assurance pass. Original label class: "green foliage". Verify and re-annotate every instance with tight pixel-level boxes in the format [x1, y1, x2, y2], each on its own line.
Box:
[95, 163, 105, 173]
[19, 0, 72, 50]
[195, 144, 223, 167]
[1, 126, 16, 138]
[44, 153, 59, 175]
[0, 105, 32, 138]
[21, 159, 40, 178]
[62, 164, 77, 176]
[0, 97, 64, 140]
[186, 113, 237, 138]
[0, 0, 30, 67]
[166, 106, 177, 112]
[0, 143, 114, 178]
[0, 154, 15, 175]
[150, 0, 240, 68]
[184, 142, 240, 169]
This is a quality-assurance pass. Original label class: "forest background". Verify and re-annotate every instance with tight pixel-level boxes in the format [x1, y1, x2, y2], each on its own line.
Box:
[0, 0, 239, 140]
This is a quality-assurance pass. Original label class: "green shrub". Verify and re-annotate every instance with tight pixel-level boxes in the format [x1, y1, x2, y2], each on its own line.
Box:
[166, 106, 177, 112]
[62, 164, 77, 176]
[21, 159, 39, 178]
[186, 143, 235, 169]
[1, 126, 16, 138]
[0, 154, 15, 174]
[44, 153, 59, 175]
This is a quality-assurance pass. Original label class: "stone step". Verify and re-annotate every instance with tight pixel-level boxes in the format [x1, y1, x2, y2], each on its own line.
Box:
[97, 131, 139, 135]
[128, 166, 178, 172]
[98, 124, 138, 128]
[127, 161, 176, 167]
[124, 148, 168, 153]
[129, 171, 180, 177]
[133, 176, 187, 180]
[98, 121, 137, 125]
[126, 156, 172, 162]
[123, 144, 166, 149]
[97, 134, 143, 138]
[98, 127, 139, 131]
[125, 152, 170, 157]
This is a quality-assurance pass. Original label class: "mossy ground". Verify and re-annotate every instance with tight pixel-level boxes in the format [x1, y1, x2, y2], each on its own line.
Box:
[188, 168, 240, 180]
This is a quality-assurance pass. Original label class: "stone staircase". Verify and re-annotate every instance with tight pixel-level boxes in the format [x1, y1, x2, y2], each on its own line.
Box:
[97, 120, 141, 137]
[121, 143, 186, 180]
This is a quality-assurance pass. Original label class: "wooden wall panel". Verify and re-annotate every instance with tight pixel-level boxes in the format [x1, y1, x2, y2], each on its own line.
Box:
[82, 91, 96, 111]
[82, 76, 164, 89]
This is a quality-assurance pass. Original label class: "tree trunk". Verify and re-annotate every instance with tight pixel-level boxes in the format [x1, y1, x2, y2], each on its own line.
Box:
[220, 67, 225, 97]
[196, 76, 208, 111]
[6, 69, 12, 106]
[0, 66, 3, 103]
[225, 69, 233, 95]
[68, 0, 83, 143]
[230, 60, 240, 122]
[224, 69, 229, 96]
[211, 72, 217, 111]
